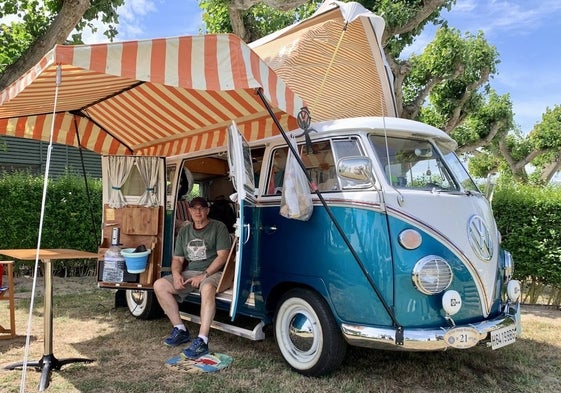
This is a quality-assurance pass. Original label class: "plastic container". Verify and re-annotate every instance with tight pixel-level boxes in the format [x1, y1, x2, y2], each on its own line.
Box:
[121, 248, 151, 273]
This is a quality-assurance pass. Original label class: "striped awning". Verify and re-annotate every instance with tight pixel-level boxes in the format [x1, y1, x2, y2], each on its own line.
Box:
[0, 34, 305, 156]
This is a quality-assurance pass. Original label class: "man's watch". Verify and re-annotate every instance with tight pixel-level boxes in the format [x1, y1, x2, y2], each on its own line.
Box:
[202, 270, 209, 278]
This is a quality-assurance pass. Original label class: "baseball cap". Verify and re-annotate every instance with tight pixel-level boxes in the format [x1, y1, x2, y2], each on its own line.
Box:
[188, 197, 209, 208]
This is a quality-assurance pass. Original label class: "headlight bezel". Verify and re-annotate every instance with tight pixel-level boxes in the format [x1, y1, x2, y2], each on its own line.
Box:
[412, 255, 453, 295]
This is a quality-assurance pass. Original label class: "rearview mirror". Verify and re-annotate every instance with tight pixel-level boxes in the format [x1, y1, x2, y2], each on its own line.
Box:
[337, 157, 374, 189]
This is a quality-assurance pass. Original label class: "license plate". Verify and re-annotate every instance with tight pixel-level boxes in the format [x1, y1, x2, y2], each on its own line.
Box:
[444, 327, 479, 349]
[491, 325, 517, 349]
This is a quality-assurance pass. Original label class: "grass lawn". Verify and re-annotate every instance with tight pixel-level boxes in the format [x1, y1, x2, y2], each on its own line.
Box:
[1, 276, 560, 393]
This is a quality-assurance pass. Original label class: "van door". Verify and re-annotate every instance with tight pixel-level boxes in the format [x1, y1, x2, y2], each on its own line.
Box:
[227, 122, 256, 318]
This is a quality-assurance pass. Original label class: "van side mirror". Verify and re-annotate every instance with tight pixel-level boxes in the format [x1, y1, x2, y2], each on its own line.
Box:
[485, 172, 498, 202]
[337, 157, 375, 189]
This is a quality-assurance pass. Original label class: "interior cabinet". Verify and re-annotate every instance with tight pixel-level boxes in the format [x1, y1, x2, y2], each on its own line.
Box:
[97, 205, 163, 287]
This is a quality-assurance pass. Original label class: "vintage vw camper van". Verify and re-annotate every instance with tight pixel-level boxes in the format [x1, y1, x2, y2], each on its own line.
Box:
[97, 116, 521, 376]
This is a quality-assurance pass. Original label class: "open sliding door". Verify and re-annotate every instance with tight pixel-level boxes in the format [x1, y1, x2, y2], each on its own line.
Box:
[227, 122, 256, 318]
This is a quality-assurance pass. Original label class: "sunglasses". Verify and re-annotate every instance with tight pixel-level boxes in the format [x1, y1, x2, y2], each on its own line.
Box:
[189, 206, 208, 212]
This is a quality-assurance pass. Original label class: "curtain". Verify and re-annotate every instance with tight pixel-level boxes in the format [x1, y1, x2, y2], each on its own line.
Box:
[107, 156, 134, 208]
[137, 157, 162, 207]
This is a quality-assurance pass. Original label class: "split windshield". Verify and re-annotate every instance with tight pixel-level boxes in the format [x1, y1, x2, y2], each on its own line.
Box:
[369, 135, 478, 192]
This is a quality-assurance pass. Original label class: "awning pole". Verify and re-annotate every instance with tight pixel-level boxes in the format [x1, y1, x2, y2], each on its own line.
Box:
[73, 116, 100, 249]
[255, 88, 403, 339]
[19, 64, 63, 392]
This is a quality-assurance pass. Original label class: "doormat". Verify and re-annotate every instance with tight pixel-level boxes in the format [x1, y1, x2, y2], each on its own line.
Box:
[165, 353, 233, 373]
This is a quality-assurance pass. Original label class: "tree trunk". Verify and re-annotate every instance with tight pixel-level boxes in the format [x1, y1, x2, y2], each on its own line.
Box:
[0, 0, 91, 90]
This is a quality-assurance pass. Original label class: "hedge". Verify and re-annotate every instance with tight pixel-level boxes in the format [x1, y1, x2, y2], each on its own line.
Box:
[493, 184, 561, 305]
[0, 172, 102, 277]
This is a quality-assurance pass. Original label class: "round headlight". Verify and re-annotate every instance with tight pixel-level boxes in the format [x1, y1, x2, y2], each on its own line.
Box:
[412, 256, 453, 295]
[507, 280, 521, 302]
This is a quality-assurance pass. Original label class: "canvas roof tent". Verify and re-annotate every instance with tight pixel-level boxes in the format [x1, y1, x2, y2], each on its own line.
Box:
[249, 0, 397, 122]
[0, 34, 305, 156]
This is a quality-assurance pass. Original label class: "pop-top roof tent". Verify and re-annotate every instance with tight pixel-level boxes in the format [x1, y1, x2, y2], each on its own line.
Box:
[249, 0, 397, 123]
[0, 34, 305, 156]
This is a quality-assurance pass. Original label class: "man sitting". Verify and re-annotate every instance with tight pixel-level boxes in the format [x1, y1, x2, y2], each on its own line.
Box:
[154, 197, 232, 359]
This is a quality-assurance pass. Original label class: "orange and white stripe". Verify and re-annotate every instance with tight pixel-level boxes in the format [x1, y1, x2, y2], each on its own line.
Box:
[0, 34, 305, 156]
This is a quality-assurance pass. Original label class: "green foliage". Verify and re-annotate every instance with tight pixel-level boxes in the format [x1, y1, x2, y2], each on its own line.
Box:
[493, 184, 561, 295]
[199, 0, 320, 41]
[375, 0, 456, 58]
[468, 152, 502, 178]
[0, 0, 123, 73]
[0, 172, 102, 275]
[199, 0, 230, 34]
[0, 0, 52, 72]
[407, 28, 499, 116]
[528, 105, 561, 150]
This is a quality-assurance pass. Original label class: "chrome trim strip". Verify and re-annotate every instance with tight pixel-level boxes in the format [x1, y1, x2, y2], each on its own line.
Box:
[342, 303, 520, 351]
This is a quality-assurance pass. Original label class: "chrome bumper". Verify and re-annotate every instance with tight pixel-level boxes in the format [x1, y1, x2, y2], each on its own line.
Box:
[341, 303, 521, 351]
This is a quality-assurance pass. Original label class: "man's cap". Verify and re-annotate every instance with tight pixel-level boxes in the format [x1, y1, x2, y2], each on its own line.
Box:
[189, 197, 209, 208]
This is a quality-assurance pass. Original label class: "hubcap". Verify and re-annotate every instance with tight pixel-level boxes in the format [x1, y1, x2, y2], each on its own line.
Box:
[288, 312, 314, 352]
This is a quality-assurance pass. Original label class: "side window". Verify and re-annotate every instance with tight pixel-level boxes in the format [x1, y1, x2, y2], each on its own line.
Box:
[265, 147, 288, 195]
[332, 138, 363, 160]
[303, 141, 338, 192]
[166, 165, 177, 211]
[250, 146, 266, 195]
[121, 165, 144, 196]
[264, 139, 353, 195]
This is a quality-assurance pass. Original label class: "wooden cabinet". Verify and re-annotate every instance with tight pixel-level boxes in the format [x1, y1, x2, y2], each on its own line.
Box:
[97, 205, 163, 288]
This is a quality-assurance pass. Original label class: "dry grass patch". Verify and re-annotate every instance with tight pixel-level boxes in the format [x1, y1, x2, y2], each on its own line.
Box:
[1, 277, 560, 392]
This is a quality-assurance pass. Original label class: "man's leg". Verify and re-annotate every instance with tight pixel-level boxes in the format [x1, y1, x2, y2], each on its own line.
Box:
[181, 282, 216, 359]
[198, 282, 217, 338]
[153, 277, 182, 325]
[154, 277, 191, 347]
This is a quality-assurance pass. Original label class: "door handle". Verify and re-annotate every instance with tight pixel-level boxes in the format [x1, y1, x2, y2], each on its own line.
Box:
[261, 225, 277, 235]
[243, 223, 251, 244]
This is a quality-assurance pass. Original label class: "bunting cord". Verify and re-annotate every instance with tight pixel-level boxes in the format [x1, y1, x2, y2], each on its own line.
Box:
[19, 64, 62, 393]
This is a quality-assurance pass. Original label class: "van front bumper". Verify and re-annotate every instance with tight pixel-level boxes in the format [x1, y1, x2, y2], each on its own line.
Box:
[341, 303, 521, 351]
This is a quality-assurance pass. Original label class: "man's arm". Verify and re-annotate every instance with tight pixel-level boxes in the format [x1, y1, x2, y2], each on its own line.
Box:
[203, 248, 230, 276]
[185, 248, 230, 288]
[171, 255, 186, 290]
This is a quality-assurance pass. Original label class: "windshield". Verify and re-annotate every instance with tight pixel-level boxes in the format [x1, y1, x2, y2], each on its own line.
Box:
[369, 135, 477, 192]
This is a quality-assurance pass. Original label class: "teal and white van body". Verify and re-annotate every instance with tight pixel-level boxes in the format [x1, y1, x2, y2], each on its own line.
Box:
[102, 116, 520, 376]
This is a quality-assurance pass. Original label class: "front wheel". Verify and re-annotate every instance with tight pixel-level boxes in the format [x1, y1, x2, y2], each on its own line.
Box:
[125, 289, 162, 320]
[274, 288, 347, 376]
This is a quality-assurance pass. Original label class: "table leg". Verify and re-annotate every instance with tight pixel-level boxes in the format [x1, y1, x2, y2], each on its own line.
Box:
[3, 258, 94, 391]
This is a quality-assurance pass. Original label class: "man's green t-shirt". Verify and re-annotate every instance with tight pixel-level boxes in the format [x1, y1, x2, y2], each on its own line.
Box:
[174, 219, 231, 272]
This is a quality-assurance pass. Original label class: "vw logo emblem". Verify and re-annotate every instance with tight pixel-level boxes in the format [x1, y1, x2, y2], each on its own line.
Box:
[467, 215, 493, 261]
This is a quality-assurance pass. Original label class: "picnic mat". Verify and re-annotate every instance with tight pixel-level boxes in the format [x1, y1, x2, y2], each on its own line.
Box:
[165, 353, 233, 373]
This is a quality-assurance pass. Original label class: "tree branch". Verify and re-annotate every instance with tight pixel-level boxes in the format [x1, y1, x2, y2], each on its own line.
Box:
[456, 120, 503, 155]
[229, 7, 249, 42]
[384, 52, 410, 116]
[230, 0, 307, 10]
[443, 67, 490, 132]
[0, 0, 91, 90]
[382, 0, 446, 45]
